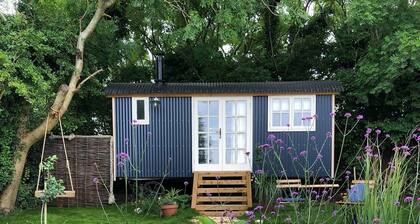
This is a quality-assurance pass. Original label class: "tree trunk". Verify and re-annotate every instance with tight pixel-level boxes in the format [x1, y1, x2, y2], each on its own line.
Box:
[0, 0, 116, 214]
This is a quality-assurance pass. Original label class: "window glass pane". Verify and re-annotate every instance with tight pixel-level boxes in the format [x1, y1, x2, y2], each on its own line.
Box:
[272, 113, 281, 126]
[281, 113, 289, 126]
[198, 134, 208, 148]
[136, 100, 145, 120]
[226, 101, 235, 116]
[237, 134, 246, 149]
[294, 112, 303, 126]
[226, 118, 235, 133]
[209, 101, 219, 116]
[208, 117, 218, 133]
[272, 99, 280, 112]
[236, 101, 246, 116]
[209, 149, 218, 164]
[226, 134, 235, 148]
[209, 134, 219, 148]
[303, 112, 311, 126]
[236, 117, 246, 132]
[198, 101, 208, 116]
[302, 98, 311, 110]
[281, 99, 289, 111]
[199, 150, 207, 164]
[225, 149, 235, 164]
[237, 150, 246, 164]
[198, 117, 208, 132]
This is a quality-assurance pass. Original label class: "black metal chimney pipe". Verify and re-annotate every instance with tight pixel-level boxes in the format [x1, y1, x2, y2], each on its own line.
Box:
[154, 54, 164, 83]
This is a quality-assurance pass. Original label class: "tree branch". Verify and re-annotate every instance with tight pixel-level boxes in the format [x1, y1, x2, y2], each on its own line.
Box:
[76, 68, 104, 90]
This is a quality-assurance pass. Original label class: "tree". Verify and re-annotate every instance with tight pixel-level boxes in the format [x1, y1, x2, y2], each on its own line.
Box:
[0, 0, 116, 213]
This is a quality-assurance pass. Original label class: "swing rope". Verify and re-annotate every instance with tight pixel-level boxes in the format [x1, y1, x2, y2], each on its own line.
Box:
[35, 110, 75, 197]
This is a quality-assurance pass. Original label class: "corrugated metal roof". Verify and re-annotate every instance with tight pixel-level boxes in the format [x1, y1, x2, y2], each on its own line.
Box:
[104, 80, 343, 96]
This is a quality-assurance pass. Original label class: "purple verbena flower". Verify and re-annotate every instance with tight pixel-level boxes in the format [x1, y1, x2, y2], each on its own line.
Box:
[344, 112, 352, 118]
[293, 157, 298, 161]
[375, 129, 381, 135]
[385, 134, 390, 138]
[291, 191, 299, 197]
[184, 181, 189, 186]
[319, 178, 325, 183]
[316, 153, 323, 160]
[253, 205, 263, 211]
[258, 144, 272, 150]
[299, 150, 307, 157]
[245, 210, 254, 217]
[326, 132, 332, 138]
[329, 112, 336, 117]
[275, 139, 284, 144]
[92, 177, 99, 184]
[267, 134, 276, 141]
[366, 128, 372, 134]
[310, 136, 316, 141]
[276, 197, 283, 203]
[255, 169, 264, 175]
[356, 115, 363, 120]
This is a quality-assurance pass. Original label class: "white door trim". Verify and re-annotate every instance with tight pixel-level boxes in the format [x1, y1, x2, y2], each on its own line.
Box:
[192, 96, 253, 172]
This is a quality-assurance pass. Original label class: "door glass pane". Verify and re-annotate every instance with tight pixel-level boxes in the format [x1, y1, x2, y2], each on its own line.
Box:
[237, 134, 246, 149]
[209, 101, 219, 116]
[226, 102, 235, 116]
[236, 101, 246, 116]
[294, 100, 301, 110]
[198, 101, 208, 116]
[237, 150, 246, 164]
[198, 117, 208, 132]
[226, 134, 235, 148]
[209, 117, 218, 132]
[226, 118, 235, 133]
[209, 134, 219, 148]
[225, 149, 235, 164]
[199, 150, 207, 164]
[236, 117, 246, 132]
[209, 149, 218, 164]
[198, 134, 208, 148]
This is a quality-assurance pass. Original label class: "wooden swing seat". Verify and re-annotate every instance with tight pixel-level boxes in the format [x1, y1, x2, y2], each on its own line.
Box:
[35, 190, 75, 198]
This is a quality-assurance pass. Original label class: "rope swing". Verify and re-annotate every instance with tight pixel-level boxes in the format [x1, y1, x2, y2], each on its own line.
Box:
[35, 110, 75, 198]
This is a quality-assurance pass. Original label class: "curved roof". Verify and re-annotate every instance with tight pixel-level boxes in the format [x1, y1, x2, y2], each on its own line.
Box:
[104, 80, 343, 96]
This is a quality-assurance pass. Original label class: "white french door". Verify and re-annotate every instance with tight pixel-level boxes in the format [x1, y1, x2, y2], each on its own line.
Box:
[192, 97, 252, 171]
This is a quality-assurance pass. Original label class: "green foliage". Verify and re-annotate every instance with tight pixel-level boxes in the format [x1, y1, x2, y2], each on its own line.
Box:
[39, 155, 65, 203]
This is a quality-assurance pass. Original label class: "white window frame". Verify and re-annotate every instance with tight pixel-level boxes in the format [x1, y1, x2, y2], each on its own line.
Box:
[268, 95, 316, 132]
[132, 97, 149, 125]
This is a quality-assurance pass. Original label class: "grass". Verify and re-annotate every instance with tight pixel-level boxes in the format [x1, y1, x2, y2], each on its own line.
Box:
[0, 206, 210, 224]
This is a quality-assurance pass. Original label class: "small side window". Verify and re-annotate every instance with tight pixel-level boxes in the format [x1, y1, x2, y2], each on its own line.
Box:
[132, 97, 149, 125]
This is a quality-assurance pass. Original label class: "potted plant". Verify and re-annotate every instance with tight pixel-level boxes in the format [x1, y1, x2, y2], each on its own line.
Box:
[159, 188, 181, 217]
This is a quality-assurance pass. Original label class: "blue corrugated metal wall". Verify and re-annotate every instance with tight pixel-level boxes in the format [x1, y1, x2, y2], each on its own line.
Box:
[115, 95, 332, 178]
[115, 97, 192, 178]
[252, 95, 333, 177]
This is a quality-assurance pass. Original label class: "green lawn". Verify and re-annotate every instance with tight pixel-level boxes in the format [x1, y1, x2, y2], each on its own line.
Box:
[0, 206, 213, 224]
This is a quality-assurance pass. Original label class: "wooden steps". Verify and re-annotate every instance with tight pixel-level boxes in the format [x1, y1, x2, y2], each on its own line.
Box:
[192, 171, 252, 217]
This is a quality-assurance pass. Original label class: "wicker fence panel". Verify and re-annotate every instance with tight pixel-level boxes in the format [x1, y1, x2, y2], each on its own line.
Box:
[44, 135, 113, 207]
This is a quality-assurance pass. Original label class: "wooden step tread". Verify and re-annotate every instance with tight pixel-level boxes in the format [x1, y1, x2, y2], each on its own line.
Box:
[199, 211, 245, 217]
[199, 180, 246, 185]
[198, 187, 247, 193]
[196, 196, 247, 202]
[195, 205, 248, 211]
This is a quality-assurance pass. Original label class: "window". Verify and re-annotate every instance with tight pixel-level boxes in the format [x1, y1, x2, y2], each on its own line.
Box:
[132, 97, 149, 125]
[268, 95, 316, 131]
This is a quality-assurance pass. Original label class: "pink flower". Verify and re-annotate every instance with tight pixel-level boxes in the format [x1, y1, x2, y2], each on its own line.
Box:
[366, 128, 372, 134]
[326, 132, 332, 138]
[344, 112, 352, 118]
[184, 181, 189, 186]
[310, 136, 316, 141]
[404, 196, 413, 203]
[356, 115, 363, 120]
[316, 153, 323, 160]
[375, 129, 381, 135]
[385, 134, 390, 138]
[299, 150, 307, 157]
[267, 134, 276, 141]
[329, 112, 336, 117]
[92, 177, 99, 184]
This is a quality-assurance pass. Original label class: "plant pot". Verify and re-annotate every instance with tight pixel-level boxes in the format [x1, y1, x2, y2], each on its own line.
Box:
[160, 203, 179, 217]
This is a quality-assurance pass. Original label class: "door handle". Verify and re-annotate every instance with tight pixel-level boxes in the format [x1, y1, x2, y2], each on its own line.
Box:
[219, 128, 222, 139]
